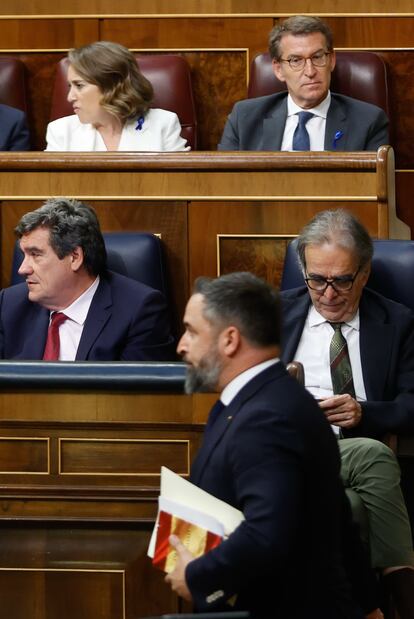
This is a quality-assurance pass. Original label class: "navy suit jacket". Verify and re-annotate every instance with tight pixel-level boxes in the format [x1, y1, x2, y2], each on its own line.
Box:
[0, 270, 174, 361]
[0, 103, 30, 151]
[218, 91, 389, 151]
[186, 363, 367, 619]
[281, 286, 414, 439]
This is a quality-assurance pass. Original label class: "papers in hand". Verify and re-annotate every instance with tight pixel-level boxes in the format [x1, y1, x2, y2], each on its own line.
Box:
[148, 466, 244, 573]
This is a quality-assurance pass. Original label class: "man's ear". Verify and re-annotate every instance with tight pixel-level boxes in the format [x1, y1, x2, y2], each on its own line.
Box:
[220, 325, 241, 358]
[70, 246, 85, 272]
[272, 58, 286, 83]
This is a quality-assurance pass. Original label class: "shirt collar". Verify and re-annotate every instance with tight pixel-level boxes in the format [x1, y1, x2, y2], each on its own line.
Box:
[55, 276, 100, 326]
[308, 303, 360, 331]
[220, 358, 280, 406]
[287, 91, 331, 119]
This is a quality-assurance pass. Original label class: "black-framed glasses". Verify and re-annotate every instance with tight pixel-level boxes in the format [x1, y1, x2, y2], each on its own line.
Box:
[305, 267, 361, 293]
[279, 51, 332, 71]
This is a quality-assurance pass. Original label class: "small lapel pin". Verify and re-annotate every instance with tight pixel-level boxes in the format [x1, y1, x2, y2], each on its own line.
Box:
[333, 130, 344, 149]
[227, 416, 233, 421]
[136, 116, 145, 131]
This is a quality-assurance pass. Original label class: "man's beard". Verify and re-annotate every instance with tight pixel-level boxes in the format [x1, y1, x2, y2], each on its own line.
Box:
[184, 349, 222, 394]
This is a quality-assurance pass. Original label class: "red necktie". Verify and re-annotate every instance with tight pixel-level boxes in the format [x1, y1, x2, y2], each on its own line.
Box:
[43, 312, 68, 361]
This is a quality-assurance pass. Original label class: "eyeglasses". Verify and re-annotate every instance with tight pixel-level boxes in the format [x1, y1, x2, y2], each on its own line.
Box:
[305, 267, 361, 293]
[279, 51, 332, 71]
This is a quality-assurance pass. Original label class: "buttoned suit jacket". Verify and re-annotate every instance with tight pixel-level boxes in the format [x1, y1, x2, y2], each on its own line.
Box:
[281, 286, 414, 438]
[0, 270, 174, 361]
[186, 362, 366, 619]
[218, 92, 389, 151]
[0, 103, 30, 151]
[45, 108, 190, 151]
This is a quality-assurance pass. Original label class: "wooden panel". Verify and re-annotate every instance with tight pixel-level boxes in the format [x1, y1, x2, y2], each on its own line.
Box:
[0, 438, 48, 473]
[0, 1, 413, 14]
[323, 16, 414, 47]
[59, 438, 189, 475]
[0, 19, 99, 49]
[0, 523, 177, 619]
[101, 17, 271, 58]
[396, 171, 414, 240]
[188, 200, 383, 283]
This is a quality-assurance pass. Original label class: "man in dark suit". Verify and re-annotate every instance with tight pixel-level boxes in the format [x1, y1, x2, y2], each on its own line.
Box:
[218, 15, 388, 152]
[164, 272, 380, 619]
[0, 103, 30, 150]
[281, 209, 414, 619]
[0, 198, 174, 361]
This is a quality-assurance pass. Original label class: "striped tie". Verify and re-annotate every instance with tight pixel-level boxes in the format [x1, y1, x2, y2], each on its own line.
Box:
[329, 322, 356, 397]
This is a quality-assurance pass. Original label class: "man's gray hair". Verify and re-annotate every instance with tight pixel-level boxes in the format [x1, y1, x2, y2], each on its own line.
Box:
[269, 15, 334, 60]
[296, 209, 373, 271]
[15, 197, 107, 276]
[193, 272, 280, 348]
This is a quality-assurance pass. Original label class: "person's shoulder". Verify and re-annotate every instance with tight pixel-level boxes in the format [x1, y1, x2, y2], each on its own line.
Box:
[47, 114, 82, 130]
[1, 281, 31, 303]
[231, 91, 287, 113]
[331, 92, 387, 117]
[0, 103, 26, 121]
[362, 287, 414, 320]
[103, 270, 161, 296]
[280, 285, 308, 301]
[145, 108, 179, 123]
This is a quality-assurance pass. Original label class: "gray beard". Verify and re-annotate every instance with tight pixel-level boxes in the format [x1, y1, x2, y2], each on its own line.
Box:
[184, 359, 221, 394]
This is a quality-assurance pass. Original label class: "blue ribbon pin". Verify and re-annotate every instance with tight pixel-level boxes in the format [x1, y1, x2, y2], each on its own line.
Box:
[333, 130, 344, 149]
[136, 116, 145, 131]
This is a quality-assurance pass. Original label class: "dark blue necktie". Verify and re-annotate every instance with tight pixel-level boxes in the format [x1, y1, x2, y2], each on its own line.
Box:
[292, 111, 314, 151]
[205, 399, 225, 432]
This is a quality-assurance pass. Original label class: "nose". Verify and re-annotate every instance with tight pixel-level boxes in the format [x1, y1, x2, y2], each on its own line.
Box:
[176, 333, 187, 357]
[67, 85, 76, 103]
[304, 58, 317, 75]
[18, 255, 33, 276]
[322, 283, 338, 301]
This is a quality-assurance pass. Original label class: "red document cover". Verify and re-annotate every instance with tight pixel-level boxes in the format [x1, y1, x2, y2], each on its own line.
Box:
[152, 509, 223, 573]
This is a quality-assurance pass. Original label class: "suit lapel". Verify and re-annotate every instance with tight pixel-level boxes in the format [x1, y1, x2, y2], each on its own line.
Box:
[325, 95, 348, 151]
[191, 363, 285, 485]
[75, 277, 112, 360]
[262, 97, 287, 150]
[359, 293, 394, 401]
[20, 307, 49, 359]
[280, 290, 310, 363]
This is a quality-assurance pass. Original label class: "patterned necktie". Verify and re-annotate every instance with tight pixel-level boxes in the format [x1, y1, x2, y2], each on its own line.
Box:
[292, 111, 314, 150]
[43, 312, 68, 361]
[329, 322, 356, 398]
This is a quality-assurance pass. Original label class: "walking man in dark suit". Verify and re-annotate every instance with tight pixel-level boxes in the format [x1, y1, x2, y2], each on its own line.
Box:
[0, 198, 174, 360]
[218, 15, 388, 152]
[281, 209, 414, 619]
[165, 272, 381, 619]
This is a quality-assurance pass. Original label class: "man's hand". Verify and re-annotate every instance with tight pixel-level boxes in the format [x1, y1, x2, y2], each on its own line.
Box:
[319, 394, 362, 428]
[164, 535, 194, 602]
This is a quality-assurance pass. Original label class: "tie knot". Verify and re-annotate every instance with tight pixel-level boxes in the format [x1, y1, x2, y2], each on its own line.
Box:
[297, 111, 314, 126]
[329, 322, 344, 332]
[50, 312, 68, 328]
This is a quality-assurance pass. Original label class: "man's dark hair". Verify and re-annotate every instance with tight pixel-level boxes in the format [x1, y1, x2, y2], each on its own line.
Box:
[193, 272, 280, 348]
[269, 15, 334, 60]
[15, 198, 107, 276]
[296, 208, 373, 271]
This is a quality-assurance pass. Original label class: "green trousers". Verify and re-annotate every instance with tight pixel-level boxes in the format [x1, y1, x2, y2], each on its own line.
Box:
[340, 437, 414, 569]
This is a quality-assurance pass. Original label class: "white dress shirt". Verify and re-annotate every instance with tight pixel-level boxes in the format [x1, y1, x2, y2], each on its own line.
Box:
[50, 276, 100, 361]
[281, 92, 331, 151]
[220, 358, 280, 406]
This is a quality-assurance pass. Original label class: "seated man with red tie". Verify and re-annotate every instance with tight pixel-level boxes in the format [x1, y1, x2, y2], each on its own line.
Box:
[0, 198, 174, 361]
[281, 209, 414, 619]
